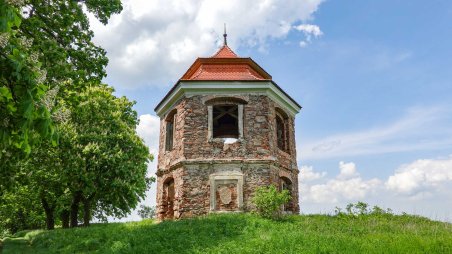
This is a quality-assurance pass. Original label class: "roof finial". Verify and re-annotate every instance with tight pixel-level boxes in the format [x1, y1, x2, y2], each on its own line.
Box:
[223, 23, 227, 46]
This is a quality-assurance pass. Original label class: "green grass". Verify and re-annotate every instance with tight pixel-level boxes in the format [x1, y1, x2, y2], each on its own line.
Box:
[1, 213, 451, 253]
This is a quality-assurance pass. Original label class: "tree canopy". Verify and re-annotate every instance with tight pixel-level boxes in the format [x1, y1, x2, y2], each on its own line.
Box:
[0, 0, 122, 156]
[0, 0, 155, 233]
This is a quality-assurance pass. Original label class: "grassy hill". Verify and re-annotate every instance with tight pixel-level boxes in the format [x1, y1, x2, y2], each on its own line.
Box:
[1, 213, 451, 253]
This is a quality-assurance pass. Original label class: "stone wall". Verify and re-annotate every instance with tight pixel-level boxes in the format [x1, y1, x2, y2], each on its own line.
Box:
[156, 93, 300, 219]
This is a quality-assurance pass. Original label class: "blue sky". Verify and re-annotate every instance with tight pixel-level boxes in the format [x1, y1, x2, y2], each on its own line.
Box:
[88, 0, 452, 221]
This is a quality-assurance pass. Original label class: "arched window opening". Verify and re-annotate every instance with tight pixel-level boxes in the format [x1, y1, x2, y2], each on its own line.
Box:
[280, 177, 293, 212]
[275, 108, 290, 153]
[165, 110, 177, 151]
[276, 115, 285, 150]
[213, 105, 239, 138]
[162, 178, 175, 219]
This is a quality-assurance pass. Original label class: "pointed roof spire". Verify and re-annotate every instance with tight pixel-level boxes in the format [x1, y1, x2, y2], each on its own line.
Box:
[223, 23, 227, 46]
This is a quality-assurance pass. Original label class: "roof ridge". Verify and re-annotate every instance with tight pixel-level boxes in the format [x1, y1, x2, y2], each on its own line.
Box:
[211, 45, 238, 58]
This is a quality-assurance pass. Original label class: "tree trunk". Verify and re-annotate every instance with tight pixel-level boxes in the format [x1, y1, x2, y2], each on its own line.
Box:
[60, 209, 70, 228]
[70, 192, 82, 228]
[82, 197, 91, 227]
[41, 198, 55, 230]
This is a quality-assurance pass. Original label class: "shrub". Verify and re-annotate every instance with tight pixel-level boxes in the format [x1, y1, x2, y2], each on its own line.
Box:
[252, 185, 290, 219]
[336, 202, 394, 216]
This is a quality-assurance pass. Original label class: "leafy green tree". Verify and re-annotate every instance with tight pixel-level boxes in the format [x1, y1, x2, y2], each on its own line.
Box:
[1, 0, 123, 189]
[5, 85, 153, 230]
[0, 0, 55, 157]
[66, 85, 153, 227]
[0, 185, 46, 235]
[252, 185, 290, 220]
[1, 0, 154, 231]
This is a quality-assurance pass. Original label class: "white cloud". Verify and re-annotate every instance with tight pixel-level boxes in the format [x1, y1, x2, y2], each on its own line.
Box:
[294, 24, 323, 37]
[300, 106, 452, 160]
[301, 162, 381, 203]
[293, 24, 323, 47]
[88, 0, 325, 89]
[300, 165, 326, 181]
[386, 157, 452, 195]
[136, 114, 160, 154]
[300, 157, 452, 221]
[338, 161, 358, 179]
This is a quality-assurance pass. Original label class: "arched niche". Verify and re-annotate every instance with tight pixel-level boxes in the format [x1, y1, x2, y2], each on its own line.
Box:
[162, 177, 175, 219]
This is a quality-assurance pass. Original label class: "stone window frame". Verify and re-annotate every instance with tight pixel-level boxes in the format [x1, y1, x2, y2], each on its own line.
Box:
[205, 97, 247, 140]
[209, 171, 244, 211]
[275, 107, 290, 154]
[165, 109, 177, 151]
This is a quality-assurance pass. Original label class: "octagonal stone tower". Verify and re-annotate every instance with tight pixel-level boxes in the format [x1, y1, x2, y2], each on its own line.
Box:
[154, 39, 301, 220]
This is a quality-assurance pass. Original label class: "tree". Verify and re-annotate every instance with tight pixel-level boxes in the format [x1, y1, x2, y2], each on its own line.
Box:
[66, 85, 153, 227]
[0, 0, 56, 157]
[0, 185, 46, 234]
[4, 85, 153, 230]
[1, 0, 153, 231]
[0, 0, 123, 189]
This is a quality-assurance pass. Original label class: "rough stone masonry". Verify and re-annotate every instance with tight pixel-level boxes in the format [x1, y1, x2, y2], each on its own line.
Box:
[154, 44, 301, 220]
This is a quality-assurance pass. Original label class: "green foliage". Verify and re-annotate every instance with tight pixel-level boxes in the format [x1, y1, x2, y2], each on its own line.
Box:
[0, 85, 154, 231]
[137, 205, 156, 219]
[71, 85, 153, 221]
[335, 202, 394, 217]
[1, 0, 123, 191]
[0, 186, 46, 236]
[2, 213, 451, 253]
[252, 185, 290, 219]
[0, 0, 55, 156]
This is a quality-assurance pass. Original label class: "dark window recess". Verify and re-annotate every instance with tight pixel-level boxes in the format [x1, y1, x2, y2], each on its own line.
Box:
[213, 105, 238, 138]
[165, 119, 174, 151]
[276, 115, 286, 151]
[280, 177, 293, 212]
[163, 178, 175, 219]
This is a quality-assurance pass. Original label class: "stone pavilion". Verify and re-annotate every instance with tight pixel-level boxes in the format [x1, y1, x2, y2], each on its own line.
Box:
[154, 33, 301, 220]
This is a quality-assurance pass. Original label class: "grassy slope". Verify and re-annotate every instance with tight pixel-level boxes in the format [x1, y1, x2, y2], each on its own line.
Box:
[1, 213, 451, 254]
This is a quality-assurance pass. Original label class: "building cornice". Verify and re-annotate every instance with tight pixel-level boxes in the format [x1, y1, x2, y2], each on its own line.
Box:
[154, 80, 302, 118]
[156, 158, 299, 177]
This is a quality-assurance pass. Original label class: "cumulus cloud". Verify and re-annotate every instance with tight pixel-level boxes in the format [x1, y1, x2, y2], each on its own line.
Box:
[87, 0, 324, 89]
[386, 157, 452, 195]
[300, 157, 452, 220]
[301, 162, 381, 203]
[300, 165, 326, 181]
[293, 24, 323, 47]
[338, 161, 358, 179]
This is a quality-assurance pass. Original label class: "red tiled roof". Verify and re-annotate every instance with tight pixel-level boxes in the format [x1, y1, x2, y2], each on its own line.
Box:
[190, 64, 265, 80]
[155, 44, 302, 112]
[180, 46, 271, 81]
[211, 45, 238, 58]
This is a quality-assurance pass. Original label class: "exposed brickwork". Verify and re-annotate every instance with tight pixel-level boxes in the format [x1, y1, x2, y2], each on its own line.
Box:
[156, 93, 299, 220]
